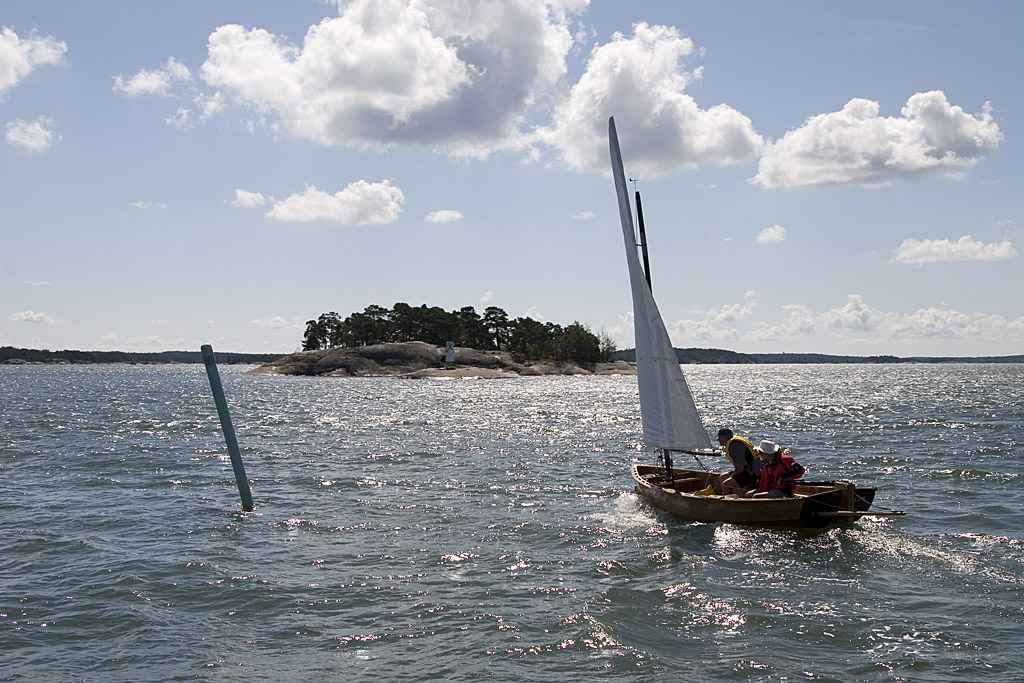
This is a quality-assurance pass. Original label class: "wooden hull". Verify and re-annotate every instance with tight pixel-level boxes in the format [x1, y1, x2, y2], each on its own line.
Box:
[632, 465, 876, 528]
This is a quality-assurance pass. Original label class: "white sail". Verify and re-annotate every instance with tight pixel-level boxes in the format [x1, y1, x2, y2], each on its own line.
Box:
[608, 117, 711, 452]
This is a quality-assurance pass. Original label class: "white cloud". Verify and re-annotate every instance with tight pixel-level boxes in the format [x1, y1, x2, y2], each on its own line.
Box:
[11, 310, 54, 324]
[572, 210, 596, 221]
[164, 108, 192, 130]
[250, 316, 301, 329]
[756, 298, 1024, 347]
[707, 290, 757, 323]
[425, 209, 463, 223]
[200, 0, 584, 155]
[893, 234, 1016, 264]
[4, 116, 58, 152]
[542, 23, 763, 176]
[195, 91, 225, 118]
[749, 304, 816, 341]
[0, 27, 66, 95]
[666, 292, 757, 345]
[612, 292, 1024, 351]
[129, 201, 168, 209]
[779, 304, 816, 336]
[267, 180, 404, 224]
[754, 91, 1002, 188]
[480, 290, 494, 304]
[113, 57, 191, 97]
[668, 318, 739, 345]
[995, 222, 1019, 240]
[522, 306, 546, 321]
[890, 306, 1024, 342]
[164, 91, 226, 129]
[821, 294, 880, 332]
[232, 189, 268, 208]
[24, 280, 52, 287]
[755, 224, 786, 244]
[603, 311, 633, 348]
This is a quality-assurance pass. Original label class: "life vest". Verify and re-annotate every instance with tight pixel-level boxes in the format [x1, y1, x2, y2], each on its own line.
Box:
[724, 435, 757, 473]
[756, 452, 806, 494]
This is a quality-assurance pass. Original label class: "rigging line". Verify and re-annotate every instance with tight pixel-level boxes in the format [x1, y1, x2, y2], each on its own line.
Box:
[690, 451, 709, 472]
[672, 448, 711, 472]
[855, 493, 899, 513]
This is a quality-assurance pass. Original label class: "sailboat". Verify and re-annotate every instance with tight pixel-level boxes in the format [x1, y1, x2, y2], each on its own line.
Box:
[608, 117, 903, 528]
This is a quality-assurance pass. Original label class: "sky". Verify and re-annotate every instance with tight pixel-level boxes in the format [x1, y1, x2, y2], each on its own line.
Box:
[2, 1, 1022, 356]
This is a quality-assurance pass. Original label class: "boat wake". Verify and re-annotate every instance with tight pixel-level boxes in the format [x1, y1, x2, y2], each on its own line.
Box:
[591, 492, 658, 531]
[848, 524, 1024, 586]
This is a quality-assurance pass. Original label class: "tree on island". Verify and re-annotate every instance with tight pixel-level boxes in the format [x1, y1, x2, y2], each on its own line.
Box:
[483, 306, 512, 350]
[301, 303, 613, 364]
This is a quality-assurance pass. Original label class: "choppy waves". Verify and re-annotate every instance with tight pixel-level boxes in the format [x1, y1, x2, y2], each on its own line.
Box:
[1, 363, 1023, 680]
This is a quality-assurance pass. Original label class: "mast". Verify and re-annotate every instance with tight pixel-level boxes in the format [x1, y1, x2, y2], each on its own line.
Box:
[635, 190, 652, 292]
[633, 188, 661, 473]
[609, 116, 711, 455]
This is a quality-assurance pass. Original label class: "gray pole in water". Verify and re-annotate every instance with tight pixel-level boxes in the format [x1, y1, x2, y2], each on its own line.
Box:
[201, 344, 254, 512]
[635, 190, 652, 291]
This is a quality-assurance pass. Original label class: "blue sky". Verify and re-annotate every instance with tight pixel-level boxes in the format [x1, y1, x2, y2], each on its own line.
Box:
[2, 1, 1021, 355]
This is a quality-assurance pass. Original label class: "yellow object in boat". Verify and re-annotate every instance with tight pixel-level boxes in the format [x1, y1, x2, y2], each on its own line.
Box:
[694, 485, 715, 496]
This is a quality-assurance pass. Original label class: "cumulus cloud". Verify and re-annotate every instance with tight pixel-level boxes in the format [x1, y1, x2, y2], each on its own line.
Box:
[129, 201, 168, 209]
[749, 304, 816, 341]
[425, 209, 463, 223]
[893, 234, 1016, 264]
[164, 108, 192, 130]
[665, 292, 757, 345]
[754, 91, 1002, 188]
[749, 297, 1024, 347]
[821, 295, 880, 332]
[267, 180, 404, 224]
[0, 27, 66, 95]
[11, 310, 54, 324]
[232, 189, 268, 208]
[756, 224, 786, 244]
[542, 22, 763, 176]
[164, 91, 226, 129]
[521, 306, 546, 321]
[250, 316, 301, 329]
[707, 290, 757, 323]
[4, 116, 58, 152]
[112, 57, 191, 97]
[572, 210, 596, 221]
[614, 291, 1024, 350]
[668, 318, 739, 344]
[890, 306, 1024, 341]
[604, 310, 634, 348]
[200, 0, 584, 155]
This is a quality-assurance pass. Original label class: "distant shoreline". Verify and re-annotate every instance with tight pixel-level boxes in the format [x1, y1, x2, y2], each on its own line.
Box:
[1, 347, 280, 365]
[3, 344, 1022, 367]
[609, 348, 1024, 365]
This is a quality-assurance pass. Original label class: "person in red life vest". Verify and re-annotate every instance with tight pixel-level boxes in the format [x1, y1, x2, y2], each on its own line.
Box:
[753, 440, 806, 498]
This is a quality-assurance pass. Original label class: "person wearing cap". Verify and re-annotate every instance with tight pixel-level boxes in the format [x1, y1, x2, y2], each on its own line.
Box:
[715, 427, 761, 495]
[753, 440, 806, 498]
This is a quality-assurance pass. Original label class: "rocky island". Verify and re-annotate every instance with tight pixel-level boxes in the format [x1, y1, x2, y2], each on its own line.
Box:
[252, 341, 635, 379]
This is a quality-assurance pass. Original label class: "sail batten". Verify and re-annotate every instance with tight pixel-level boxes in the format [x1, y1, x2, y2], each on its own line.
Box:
[609, 117, 711, 452]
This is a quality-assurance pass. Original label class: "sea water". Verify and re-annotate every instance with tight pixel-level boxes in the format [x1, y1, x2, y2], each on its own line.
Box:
[2, 364, 1022, 681]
